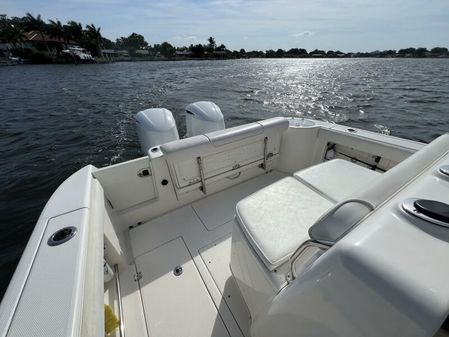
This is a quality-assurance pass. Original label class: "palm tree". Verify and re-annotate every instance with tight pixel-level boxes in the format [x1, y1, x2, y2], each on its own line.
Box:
[207, 36, 216, 54]
[0, 19, 26, 49]
[65, 21, 83, 43]
[7, 16, 26, 32]
[24, 13, 46, 32]
[23, 13, 51, 53]
[85, 24, 103, 57]
[47, 19, 66, 48]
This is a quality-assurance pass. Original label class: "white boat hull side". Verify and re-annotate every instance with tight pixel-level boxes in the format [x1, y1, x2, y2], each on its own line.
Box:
[0, 165, 103, 337]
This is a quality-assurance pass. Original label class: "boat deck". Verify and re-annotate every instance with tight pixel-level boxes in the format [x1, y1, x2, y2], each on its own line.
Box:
[106, 171, 287, 337]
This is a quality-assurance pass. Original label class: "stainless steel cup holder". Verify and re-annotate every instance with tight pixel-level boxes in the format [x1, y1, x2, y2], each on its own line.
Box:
[439, 165, 449, 176]
[402, 198, 449, 228]
[47, 226, 77, 246]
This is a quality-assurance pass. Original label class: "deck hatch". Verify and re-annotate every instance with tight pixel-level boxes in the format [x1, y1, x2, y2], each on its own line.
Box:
[135, 238, 230, 337]
[403, 198, 449, 227]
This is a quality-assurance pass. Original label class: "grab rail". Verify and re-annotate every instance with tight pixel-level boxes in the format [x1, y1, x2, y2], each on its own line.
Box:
[197, 156, 207, 194]
[262, 136, 268, 172]
[114, 264, 125, 337]
[308, 198, 374, 245]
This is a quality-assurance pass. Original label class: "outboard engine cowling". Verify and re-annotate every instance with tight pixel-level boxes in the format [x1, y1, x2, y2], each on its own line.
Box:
[185, 101, 225, 137]
[135, 108, 179, 153]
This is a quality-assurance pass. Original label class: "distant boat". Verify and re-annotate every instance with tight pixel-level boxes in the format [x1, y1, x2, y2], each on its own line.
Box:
[62, 46, 96, 64]
[0, 56, 21, 66]
[0, 47, 21, 66]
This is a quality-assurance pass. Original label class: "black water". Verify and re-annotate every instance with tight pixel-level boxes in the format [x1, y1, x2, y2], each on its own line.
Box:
[1, 58, 448, 300]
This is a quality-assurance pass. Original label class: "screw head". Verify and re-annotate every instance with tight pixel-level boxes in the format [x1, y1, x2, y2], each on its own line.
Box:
[173, 265, 183, 276]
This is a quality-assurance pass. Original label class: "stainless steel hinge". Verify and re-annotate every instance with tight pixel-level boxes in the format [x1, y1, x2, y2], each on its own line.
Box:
[133, 271, 142, 282]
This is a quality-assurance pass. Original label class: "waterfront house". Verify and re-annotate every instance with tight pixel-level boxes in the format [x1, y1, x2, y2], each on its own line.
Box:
[101, 49, 118, 58]
[23, 31, 67, 54]
[117, 50, 129, 57]
[134, 49, 149, 56]
[175, 50, 193, 57]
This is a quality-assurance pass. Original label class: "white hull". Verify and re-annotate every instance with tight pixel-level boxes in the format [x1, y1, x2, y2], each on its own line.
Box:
[1, 117, 449, 337]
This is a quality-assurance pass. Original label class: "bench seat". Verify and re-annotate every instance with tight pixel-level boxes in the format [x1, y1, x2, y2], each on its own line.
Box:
[235, 159, 380, 270]
[232, 134, 449, 325]
[236, 177, 333, 270]
[294, 159, 380, 202]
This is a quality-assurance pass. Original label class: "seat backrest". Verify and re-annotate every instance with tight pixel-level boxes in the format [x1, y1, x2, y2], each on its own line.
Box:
[309, 133, 449, 244]
[160, 117, 289, 197]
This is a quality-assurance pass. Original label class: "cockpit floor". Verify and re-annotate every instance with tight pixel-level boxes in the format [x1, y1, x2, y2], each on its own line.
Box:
[120, 171, 287, 337]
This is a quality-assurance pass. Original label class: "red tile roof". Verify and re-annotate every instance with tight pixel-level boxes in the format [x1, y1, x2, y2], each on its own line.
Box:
[25, 31, 65, 43]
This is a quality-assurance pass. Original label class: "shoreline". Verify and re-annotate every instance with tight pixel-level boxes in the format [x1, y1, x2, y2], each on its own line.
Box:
[3, 55, 449, 66]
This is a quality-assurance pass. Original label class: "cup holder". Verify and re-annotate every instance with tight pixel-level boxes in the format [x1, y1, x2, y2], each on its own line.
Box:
[402, 198, 449, 228]
[48, 226, 77, 246]
[440, 165, 449, 177]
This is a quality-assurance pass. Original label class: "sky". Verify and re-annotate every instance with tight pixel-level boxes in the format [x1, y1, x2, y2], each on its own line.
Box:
[1, 0, 449, 52]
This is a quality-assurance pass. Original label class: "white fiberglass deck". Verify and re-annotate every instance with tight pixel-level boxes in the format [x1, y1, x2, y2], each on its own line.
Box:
[112, 171, 287, 337]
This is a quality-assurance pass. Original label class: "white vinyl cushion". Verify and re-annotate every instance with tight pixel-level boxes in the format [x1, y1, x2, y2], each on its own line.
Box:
[236, 177, 333, 270]
[294, 159, 380, 202]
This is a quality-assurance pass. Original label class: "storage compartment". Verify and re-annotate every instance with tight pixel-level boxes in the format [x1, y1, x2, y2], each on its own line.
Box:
[93, 157, 158, 211]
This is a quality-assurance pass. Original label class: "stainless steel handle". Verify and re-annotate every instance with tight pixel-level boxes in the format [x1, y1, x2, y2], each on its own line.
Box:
[197, 156, 207, 194]
[114, 264, 125, 337]
[262, 137, 268, 172]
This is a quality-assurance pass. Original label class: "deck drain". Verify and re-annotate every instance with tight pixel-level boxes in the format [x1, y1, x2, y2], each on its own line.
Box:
[173, 266, 183, 276]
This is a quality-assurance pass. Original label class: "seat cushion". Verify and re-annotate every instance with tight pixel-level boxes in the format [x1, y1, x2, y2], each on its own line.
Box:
[294, 159, 380, 202]
[236, 177, 333, 270]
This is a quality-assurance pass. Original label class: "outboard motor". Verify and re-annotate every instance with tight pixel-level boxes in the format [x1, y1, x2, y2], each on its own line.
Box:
[135, 108, 179, 153]
[185, 101, 225, 137]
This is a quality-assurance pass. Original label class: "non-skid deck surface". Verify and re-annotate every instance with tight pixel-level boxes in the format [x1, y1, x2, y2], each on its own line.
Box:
[136, 238, 230, 337]
[128, 171, 286, 337]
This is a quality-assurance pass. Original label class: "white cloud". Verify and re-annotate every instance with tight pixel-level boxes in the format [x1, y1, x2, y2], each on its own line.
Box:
[2, 0, 449, 51]
[292, 31, 313, 37]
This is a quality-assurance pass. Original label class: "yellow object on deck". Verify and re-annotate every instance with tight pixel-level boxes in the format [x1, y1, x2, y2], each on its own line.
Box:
[104, 304, 120, 334]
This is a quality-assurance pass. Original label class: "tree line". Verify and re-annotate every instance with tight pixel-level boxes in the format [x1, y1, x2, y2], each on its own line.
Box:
[0, 14, 102, 56]
[100, 35, 449, 59]
[1, 13, 448, 62]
